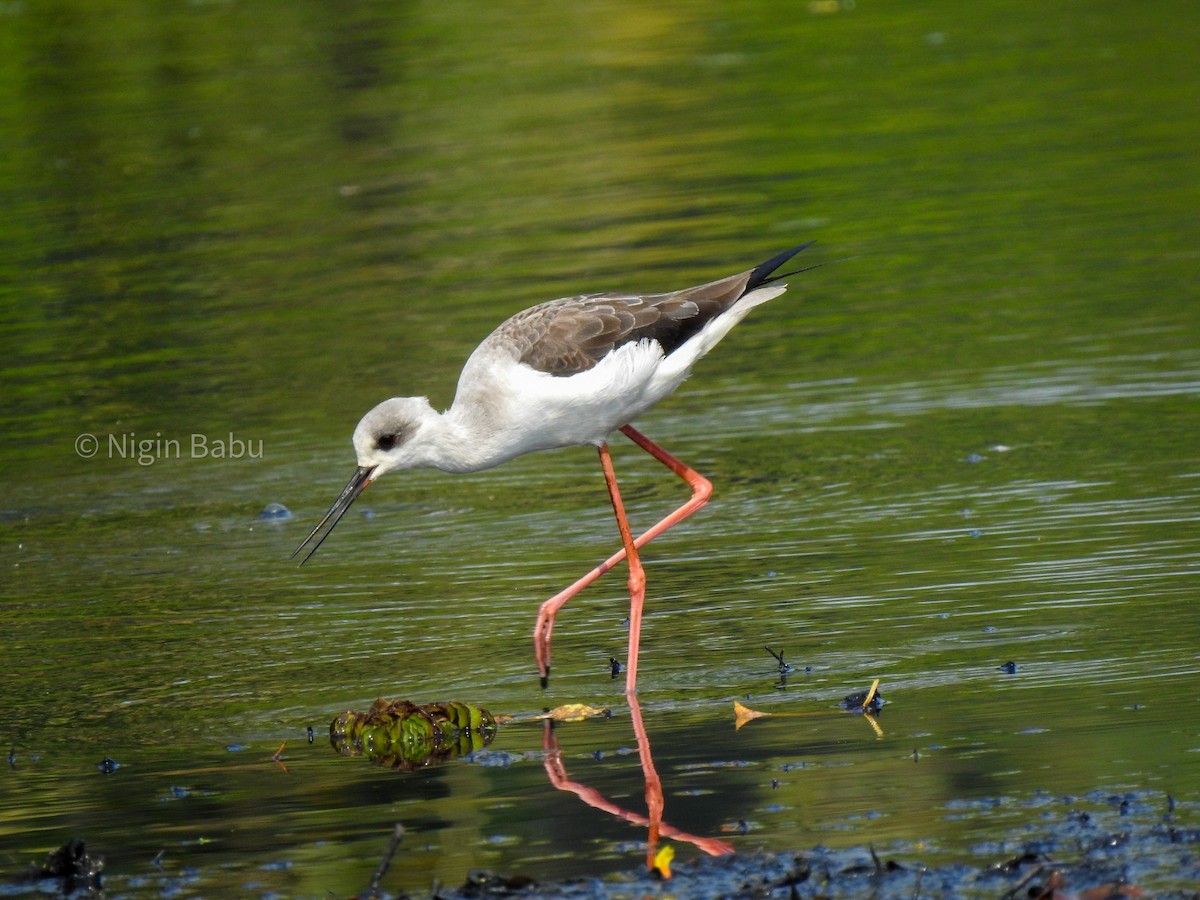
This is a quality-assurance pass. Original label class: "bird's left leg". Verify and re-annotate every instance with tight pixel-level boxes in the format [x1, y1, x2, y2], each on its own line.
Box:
[595, 441, 647, 693]
[533, 426, 712, 690]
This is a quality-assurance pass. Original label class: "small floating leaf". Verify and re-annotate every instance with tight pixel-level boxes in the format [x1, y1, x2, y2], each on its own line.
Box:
[652, 843, 674, 879]
[734, 700, 769, 730]
[535, 704, 611, 722]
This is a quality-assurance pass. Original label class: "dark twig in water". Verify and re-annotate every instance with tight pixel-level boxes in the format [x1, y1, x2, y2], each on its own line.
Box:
[361, 823, 406, 900]
[764, 646, 794, 674]
[999, 863, 1045, 900]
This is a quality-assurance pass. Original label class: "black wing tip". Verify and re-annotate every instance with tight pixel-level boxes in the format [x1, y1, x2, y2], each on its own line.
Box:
[745, 241, 817, 293]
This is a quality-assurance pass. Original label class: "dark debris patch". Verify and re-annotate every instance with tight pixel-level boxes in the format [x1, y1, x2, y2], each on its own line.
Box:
[422, 805, 1200, 899]
[838, 686, 884, 715]
[10, 794, 1200, 898]
[27, 838, 105, 898]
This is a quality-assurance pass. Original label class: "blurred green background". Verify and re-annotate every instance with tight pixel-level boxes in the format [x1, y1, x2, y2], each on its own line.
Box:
[2, 0, 1198, 895]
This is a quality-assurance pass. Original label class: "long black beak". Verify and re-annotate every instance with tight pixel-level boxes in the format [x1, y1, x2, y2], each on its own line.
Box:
[291, 465, 376, 565]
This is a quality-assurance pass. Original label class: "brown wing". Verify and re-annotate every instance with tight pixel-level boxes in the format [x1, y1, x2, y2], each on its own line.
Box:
[496, 269, 754, 376]
[481, 243, 814, 377]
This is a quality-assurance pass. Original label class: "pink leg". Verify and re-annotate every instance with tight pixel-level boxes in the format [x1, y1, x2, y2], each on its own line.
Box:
[597, 442, 646, 693]
[534, 424, 713, 691]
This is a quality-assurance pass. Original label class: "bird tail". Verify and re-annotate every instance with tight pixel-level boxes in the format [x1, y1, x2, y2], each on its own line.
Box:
[650, 241, 815, 393]
[744, 241, 817, 294]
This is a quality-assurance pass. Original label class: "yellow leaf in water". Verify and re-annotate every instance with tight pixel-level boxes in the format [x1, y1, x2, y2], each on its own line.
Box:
[734, 700, 770, 730]
[652, 843, 675, 879]
[537, 704, 611, 722]
[862, 678, 880, 710]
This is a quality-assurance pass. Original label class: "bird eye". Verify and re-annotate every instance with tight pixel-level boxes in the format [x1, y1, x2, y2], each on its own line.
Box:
[377, 433, 398, 451]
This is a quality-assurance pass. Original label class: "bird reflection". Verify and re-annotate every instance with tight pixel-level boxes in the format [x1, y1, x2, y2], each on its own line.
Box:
[541, 691, 733, 869]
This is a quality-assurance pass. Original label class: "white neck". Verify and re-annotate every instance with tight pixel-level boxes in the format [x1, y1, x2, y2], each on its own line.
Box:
[413, 402, 519, 474]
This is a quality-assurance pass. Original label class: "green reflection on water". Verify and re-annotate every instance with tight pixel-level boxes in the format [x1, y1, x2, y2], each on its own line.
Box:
[2, 0, 1198, 894]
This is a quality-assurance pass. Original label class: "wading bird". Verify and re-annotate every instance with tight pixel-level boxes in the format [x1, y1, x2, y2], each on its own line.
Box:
[294, 243, 815, 693]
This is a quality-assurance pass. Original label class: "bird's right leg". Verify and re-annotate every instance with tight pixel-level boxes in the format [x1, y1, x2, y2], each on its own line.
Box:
[533, 424, 712, 687]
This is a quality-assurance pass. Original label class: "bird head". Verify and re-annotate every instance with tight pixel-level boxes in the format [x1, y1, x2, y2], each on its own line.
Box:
[292, 396, 438, 565]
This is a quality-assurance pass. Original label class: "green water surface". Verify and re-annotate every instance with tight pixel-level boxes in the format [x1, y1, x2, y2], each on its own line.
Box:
[2, 0, 1198, 896]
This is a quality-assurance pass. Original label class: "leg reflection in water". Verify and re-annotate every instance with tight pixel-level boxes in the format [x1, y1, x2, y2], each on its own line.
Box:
[541, 691, 734, 869]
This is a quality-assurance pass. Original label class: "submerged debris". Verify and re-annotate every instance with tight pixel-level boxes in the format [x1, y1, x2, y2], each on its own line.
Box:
[258, 502, 292, 520]
[34, 839, 104, 897]
[330, 699, 498, 770]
